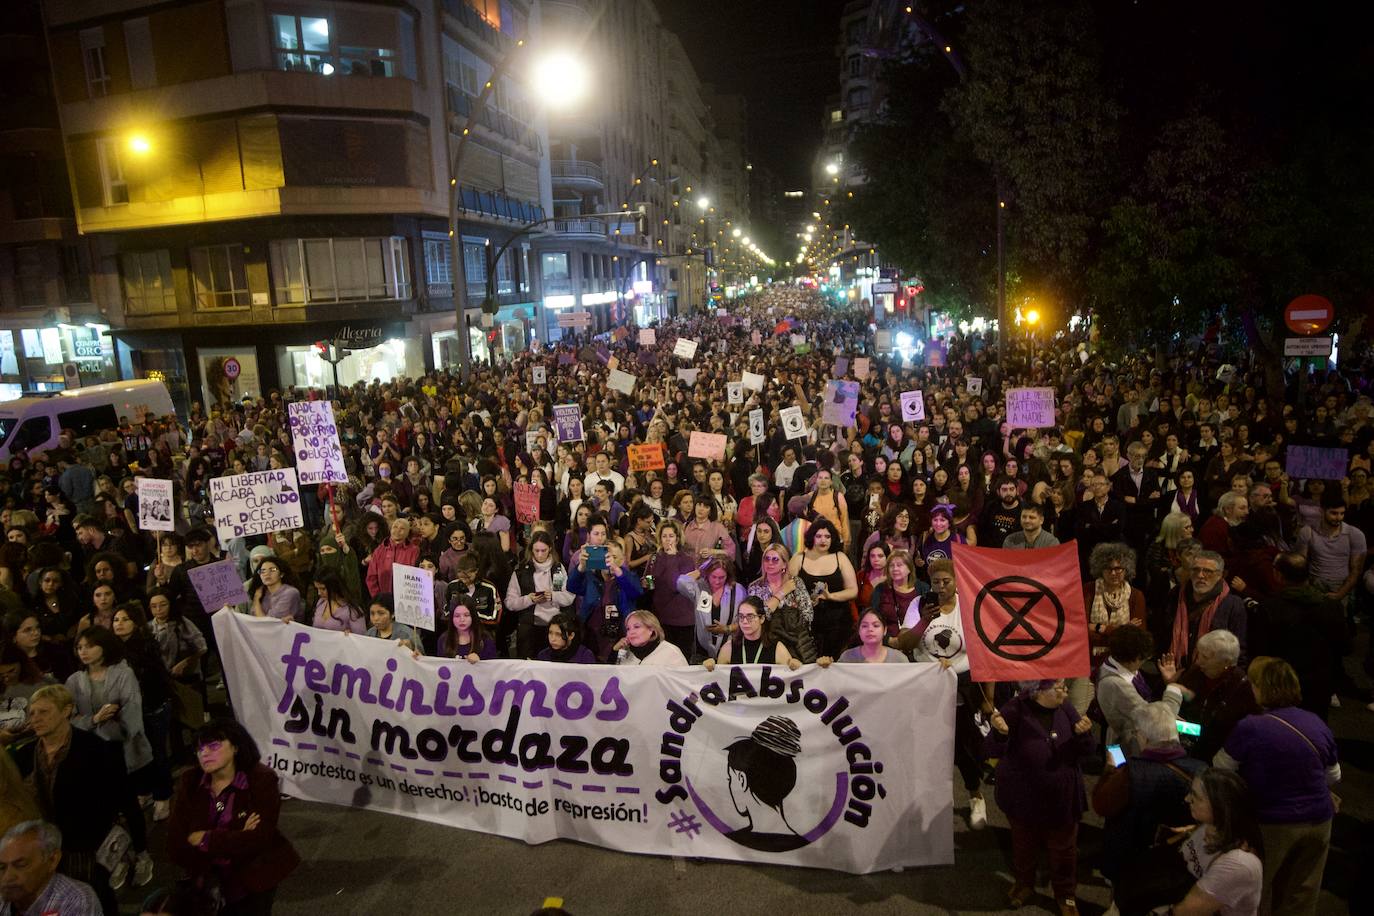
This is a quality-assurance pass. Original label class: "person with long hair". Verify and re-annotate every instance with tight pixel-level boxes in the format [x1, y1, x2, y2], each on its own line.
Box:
[870, 549, 927, 639]
[702, 596, 802, 669]
[2, 612, 71, 684]
[536, 613, 595, 664]
[805, 468, 851, 551]
[167, 719, 300, 915]
[74, 580, 118, 636]
[740, 515, 783, 584]
[1111, 768, 1263, 916]
[676, 556, 747, 662]
[745, 542, 816, 664]
[1215, 657, 1339, 915]
[309, 568, 365, 634]
[110, 602, 175, 821]
[248, 557, 302, 623]
[645, 520, 697, 660]
[789, 518, 858, 659]
[504, 531, 575, 659]
[830, 608, 909, 664]
[364, 595, 420, 650]
[435, 599, 497, 662]
[856, 541, 889, 611]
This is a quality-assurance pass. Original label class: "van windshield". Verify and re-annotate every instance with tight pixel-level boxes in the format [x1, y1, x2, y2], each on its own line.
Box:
[0, 417, 15, 447]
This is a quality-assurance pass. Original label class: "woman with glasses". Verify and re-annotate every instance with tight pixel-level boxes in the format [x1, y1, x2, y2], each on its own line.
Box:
[987, 678, 1096, 913]
[168, 718, 300, 915]
[702, 598, 801, 669]
[746, 543, 816, 664]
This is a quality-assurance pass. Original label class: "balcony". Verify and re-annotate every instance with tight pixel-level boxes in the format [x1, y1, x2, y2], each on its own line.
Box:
[441, 0, 518, 54]
[456, 185, 544, 224]
[550, 159, 604, 190]
[446, 87, 543, 155]
[552, 217, 605, 239]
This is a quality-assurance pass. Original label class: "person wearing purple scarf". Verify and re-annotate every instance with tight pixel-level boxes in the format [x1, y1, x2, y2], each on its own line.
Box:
[1095, 625, 1185, 756]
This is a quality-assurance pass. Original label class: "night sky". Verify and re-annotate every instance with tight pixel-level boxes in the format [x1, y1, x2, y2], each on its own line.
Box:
[653, 0, 848, 190]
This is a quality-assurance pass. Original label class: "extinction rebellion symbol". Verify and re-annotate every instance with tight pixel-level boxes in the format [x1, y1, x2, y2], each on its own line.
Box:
[971, 575, 1065, 662]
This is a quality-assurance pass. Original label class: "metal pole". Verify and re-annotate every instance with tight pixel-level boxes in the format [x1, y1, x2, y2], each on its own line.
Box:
[996, 187, 1006, 367]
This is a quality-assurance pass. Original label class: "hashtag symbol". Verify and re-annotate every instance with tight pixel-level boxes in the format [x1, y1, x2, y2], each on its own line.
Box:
[667, 809, 702, 838]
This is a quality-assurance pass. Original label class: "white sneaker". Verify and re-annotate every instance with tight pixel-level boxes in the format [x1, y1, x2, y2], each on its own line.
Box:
[1331, 693, 1341, 708]
[134, 851, 154, 887]
[969, 796, 988, 830]
[108, 859, 129, 890]
[153, 800, 171, 822]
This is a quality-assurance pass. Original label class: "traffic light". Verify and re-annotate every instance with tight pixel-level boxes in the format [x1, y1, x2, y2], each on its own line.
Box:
[906, 285, 919, 300]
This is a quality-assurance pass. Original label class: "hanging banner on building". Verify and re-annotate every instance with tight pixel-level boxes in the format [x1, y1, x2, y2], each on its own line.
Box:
[955, 542, 1090, 683]
[821, 381, 860, 428]
[137, 477, 175, 532]
[209, 469, 304, 542]
[287, 401, 348, 485]
[392, 563, 435, 632]
[214, 612, 955, 875]
[552, 405, 584, 443]
[900, 391, 925, 423]
[1005, 387, 1056, 428]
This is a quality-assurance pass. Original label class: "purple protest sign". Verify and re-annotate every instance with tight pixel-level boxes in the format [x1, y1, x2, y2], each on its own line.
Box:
[187, 558, 250, 612]
[558, 353, 574, 366]
[833, 356, 849, 377]
[552, 404, 584, 442]
[821, 380, 860, 428]
[1285, 445, 1348, 481]
[1005, 387, 1056, 427]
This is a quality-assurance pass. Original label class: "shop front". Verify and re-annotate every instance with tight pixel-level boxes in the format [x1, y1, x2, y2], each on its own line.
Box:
[0, 323, 117, 401]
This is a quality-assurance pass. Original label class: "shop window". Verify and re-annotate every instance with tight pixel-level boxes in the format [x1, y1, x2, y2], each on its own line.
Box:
[120, 250, 177, 315]
[96, 139, 129, 206]
[268, 237, 410, 304]
[424, 237, 453, 290]
[80, 28, 110, 98]
[190, 245, 251, 309]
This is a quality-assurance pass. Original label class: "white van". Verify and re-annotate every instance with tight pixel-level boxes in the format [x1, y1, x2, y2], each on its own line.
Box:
[0, 379, 176, 462]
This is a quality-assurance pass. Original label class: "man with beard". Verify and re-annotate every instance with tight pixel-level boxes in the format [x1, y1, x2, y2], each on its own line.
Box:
[978, 477, 1023, 548]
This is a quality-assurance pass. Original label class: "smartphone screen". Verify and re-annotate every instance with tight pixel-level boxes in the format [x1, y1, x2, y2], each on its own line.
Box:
[1107, 744, 1125, 768]
[1176, 719, 1202, 738]
[585, 545, 608, 571]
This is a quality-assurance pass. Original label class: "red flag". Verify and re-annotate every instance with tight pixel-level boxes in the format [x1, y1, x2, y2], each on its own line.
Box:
[954, 542, 1090, 682]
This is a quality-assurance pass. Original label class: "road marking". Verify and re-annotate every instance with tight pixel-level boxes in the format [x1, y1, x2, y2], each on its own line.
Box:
[542, 898, 564, 908]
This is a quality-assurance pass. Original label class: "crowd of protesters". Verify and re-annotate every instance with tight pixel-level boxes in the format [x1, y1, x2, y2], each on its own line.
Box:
[2, 283, 1371, 915]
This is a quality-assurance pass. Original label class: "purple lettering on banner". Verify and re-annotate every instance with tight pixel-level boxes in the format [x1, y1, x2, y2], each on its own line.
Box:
[187, 559, 250, 612]
[1285, 445, 1348, 481]
[1005, 387, 1056, 427]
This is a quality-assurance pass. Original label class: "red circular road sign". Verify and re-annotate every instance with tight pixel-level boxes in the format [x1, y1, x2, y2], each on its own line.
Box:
[1284, 294, 1335, 335]
[223, 357, 241, 380]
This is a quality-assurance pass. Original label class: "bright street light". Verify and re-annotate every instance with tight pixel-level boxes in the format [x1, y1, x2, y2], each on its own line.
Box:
[1026, 309, 1041, 326]
[531, 52, 590, 107]
[696, 196, 710, 210]
[732, 228, 742, 238]
[128, 134, 152, 155]
[824, 161, 840, 176]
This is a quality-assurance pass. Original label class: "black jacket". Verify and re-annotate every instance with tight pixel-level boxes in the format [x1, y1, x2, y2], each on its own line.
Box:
[15, 726, 133, 852]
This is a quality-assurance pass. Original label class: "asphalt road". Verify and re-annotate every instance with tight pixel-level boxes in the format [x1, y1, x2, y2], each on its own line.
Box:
[122, 674, 1370, 916]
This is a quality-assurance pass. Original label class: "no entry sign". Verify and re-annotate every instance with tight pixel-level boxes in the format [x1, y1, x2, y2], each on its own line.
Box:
[1284, 294, 1334, 335]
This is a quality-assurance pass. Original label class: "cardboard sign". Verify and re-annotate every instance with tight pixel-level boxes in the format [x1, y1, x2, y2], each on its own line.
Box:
[821, 380, 861, 428]
[187, 558, 249, 612]
[833, 356, 849, 377]
[392, 563, 435, 632]
[1005, 387, 1056, 427]
[137, 477, 175, 532]
[676, 367, 699, 387]
[900, 390, 926, 423]
[209, 469, 303, 542]
[780, 406, 807, 440]
[552, 404, 584, 442]
[966, 376, 984, 396]
[853, 357, 870, 380]
[741, 371, 766, 392]
[514, 481, 541, 524]
[607, 368, 637, 395]
[875, 330, 893, 352]
[727, 382, 743, 405]
[606, 356, 620, 372]
[1285, 445, 1348, 481]
[790, 334, 805, 347]
[612, 327, 629, 342]
[688, 431, 728, 461]
[628, 443, 666, 472]
[748, 408, 766, 445]
[639, 328, 656, 346]
[287, 400, 348, 485]
[673, 338, 699, 360]
[532, 366, 547, 385]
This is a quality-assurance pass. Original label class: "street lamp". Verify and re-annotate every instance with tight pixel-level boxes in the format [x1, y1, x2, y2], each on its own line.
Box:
[128, 134, 152, 155]
[732, 228, 742, 238]
[696, 196, 710, 210]
[824, 161, 840, 176]
[531, 52, 589, 106]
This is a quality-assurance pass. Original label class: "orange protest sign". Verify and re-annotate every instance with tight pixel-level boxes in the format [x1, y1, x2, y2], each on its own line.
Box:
[628, 443, 666, 472]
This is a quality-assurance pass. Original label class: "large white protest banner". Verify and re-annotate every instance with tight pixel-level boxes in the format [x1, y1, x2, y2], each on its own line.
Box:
[393, 564, 435, 631]
[209, 469, 304, 542]
[287, 401, 348, 485]
[215, 612, 955, 874]
[137, 477, 174, 532]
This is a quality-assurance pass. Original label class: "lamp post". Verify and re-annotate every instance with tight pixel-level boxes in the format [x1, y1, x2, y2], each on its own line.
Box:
[614, 157, 660, 324]
[444, 39, 589, 382]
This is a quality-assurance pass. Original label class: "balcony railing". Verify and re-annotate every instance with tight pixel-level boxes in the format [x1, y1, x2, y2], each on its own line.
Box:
[455, 185, 545, 224]
[446, 87, 543, 154]
[550, 159, 604, 183]
[442, 0, 517, 53]
[553, 218, 606, 237]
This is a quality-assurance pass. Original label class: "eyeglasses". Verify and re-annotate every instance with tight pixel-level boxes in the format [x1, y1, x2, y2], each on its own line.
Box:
[196, 741, 224, 756]
[763, 555, 783, 564]
[1193, 567, 1221, 577]
[736, 613, 760, 622]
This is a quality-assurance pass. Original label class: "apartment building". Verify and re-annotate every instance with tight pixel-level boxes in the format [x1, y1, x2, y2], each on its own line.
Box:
[39, 0, 551, 409]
